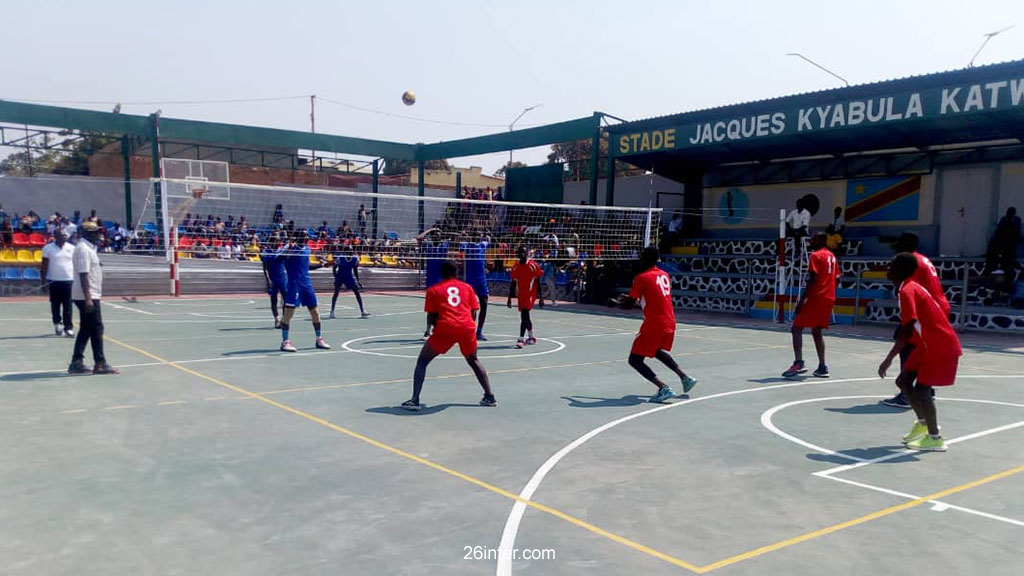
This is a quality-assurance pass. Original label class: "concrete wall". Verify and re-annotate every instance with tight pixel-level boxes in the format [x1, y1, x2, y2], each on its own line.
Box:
[0, 176, 149, 227]
[564, 174, 685, 221]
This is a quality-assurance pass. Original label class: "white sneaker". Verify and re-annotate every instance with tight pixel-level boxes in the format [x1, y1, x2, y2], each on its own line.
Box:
[360, 312, 371, 318]
[64, 329, 74, 338]
[280, 340, 298, 352]
[316, 337, 331, 350]
[274, 318, 281, 329]
[328, 311, 336, 319]
[54, 324, 63, 336]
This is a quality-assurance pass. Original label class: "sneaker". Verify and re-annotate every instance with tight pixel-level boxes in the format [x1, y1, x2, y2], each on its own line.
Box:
[813, 365, 830, 378]
[681, 375, 698, 394]
[67, 361, 90, 375]
[526, 336, 538, 346]
[649, 386, 675, 403]
[315, 338, 331, 350]
[360, 312, 371, 318]
[782, 360, 806, 378]
[92, 363, 119, 375]
[328, 311, 336, 319]
[515, 338, 525, 349]
[274, 318, 281, 329]
[480, 394, 497, 407]
[882, 393, 911, 409]
[906, 435, 947, 452]
[54, 324, 63, 336]
[401, 399, 423, 412]
[63, 329, 74, 338]
[280, 340, 298, 353]
[902, 421, 929, 444]
[477, 333, 488, 341]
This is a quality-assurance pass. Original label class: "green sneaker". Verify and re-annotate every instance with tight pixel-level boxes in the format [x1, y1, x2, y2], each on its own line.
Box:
[649, 386, 674, 403]
[902, 421, 928, 444]
[681, 376, 698, 394]
[907, 435, 947, 452]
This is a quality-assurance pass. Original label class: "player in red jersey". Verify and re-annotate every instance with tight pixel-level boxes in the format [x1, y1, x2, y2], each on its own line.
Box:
[402, 260, 495, 411]
[783, 233, 840, 378]
[609, 247, 697, 403]
[877, 253, 962, 451]
[507, 245, 544, 349]
[882, 232, 951, 408]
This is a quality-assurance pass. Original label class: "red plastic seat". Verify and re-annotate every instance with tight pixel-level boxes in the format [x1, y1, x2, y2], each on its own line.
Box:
[12, 232, 30, 247]
[28, 233, 47, 247]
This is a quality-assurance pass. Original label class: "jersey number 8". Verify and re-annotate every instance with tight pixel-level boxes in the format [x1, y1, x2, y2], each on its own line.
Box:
[447, 286, 461, 307]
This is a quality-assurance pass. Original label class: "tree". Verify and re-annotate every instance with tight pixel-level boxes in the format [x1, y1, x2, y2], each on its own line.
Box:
[493, 161, 526, 178]
[0, 132, 117, 177]
[382, 157, 450, 176]
[546, 138, 642, 180]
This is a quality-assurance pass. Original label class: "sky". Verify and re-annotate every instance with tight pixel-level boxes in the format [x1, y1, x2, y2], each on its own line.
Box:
[2, 0, 1023, 175]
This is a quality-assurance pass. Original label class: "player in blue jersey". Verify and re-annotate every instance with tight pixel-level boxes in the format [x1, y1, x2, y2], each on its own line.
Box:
[260, 233, 288, 328]
[279, 230, 330, 352]
[460, 231, 491, 340]
[329, 242, 370, 319]
[418, 228, 449, 339]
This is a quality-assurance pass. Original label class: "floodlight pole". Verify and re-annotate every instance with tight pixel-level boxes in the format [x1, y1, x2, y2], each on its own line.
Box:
[508, 104, 542, 164]
[969, 26, 1014, 67]
[786, 53, 850, 87]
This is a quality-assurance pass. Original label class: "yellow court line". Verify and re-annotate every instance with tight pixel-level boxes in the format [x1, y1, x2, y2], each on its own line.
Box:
[104, 336, 702, 573]
[697, 463, 1024, 573]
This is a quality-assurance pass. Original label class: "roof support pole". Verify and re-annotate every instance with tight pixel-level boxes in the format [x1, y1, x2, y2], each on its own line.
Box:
[371, 159, 380, 239]
[150, 113, 163, 248]
[417, 160, 425, 233]
[588, 112, 601, 205]
[121, 135, 133, 227]
[683, 169, 704, 238]
[604, 156, 616, 206]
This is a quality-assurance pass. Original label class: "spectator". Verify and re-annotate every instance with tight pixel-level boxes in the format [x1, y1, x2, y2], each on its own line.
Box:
[668, 213, 683, 236]
[357, 204, 370, 238]
[826, 207, 846, 251]
[0, 203, 7, 226]
[87, 209, 99, 224]
[272, 203, 284, 225]
[785, 198, 811, 238]
[217, 240, 232, 260]
[110, 222, 128, 253]
[41, 229, 76, 338]
[182, 213, 193, 230]
[68, 221, 118, 375]
[986, 207, 1021, 274]
[71, 210, 82, 226]
[0, 217, 12, 247]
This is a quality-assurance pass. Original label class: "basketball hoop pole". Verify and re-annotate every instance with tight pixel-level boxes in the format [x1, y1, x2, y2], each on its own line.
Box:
[169, 217, 180, 297]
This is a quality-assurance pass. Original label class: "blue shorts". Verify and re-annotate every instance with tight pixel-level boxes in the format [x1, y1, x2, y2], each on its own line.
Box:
[334, 275, 358, 290]
[425, 274, 441, 289]
[285, 282, 318, 308]
[467, 280, 488, 298]
[268, 279, 288, 297]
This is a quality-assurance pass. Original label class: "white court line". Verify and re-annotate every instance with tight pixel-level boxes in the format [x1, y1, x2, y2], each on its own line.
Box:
[496, 375, 1022, 576]
[104, 301, 156, 315]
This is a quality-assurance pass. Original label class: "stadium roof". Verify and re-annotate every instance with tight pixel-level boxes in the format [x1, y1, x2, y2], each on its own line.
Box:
[607, 59, 1024, 178]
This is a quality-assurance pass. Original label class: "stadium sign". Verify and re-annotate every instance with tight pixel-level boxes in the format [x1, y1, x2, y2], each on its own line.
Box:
[616, 77, 1024, 156]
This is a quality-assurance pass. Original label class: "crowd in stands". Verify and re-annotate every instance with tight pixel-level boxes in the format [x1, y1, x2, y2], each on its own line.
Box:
[0, 204, 132, 254]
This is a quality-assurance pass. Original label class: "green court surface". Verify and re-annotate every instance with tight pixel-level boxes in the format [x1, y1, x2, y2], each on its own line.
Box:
[1, 294, 1022, 575]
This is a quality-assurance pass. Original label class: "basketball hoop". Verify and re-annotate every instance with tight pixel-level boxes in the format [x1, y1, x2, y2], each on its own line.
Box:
[191, 187, 207, 200]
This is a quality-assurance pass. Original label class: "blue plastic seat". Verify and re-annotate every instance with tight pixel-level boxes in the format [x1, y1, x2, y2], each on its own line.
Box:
[4, 267, 23, 280]
[143, 222, 158, 233]
[23, 267, 40, 280]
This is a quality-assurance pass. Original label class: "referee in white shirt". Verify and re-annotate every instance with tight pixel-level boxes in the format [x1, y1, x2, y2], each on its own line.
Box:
[68, 222, 118, 375]
[41, 229, 75, 337]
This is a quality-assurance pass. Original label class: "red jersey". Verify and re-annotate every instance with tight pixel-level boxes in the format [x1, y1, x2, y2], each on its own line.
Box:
[628, 266, 676, 331]
[899, 280, 962, 360]
[510, 260, 543, 303]
[806, 248, 840, 302]
[911, 252, 950, 316]
[425, 278, 479, 332]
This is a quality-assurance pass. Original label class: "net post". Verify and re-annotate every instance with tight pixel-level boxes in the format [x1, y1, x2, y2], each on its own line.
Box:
[417, 160, 425, 233]
[160, 176, 171, 263]
[643, 206, 654, 248]
[168, 217, 179, 297]
[371, 159, 380, 239]
[776, 208, 786, 323]
[150, 113, 164, 250]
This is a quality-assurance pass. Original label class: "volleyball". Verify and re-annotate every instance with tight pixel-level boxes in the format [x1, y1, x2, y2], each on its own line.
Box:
[401, 90, 416, 106]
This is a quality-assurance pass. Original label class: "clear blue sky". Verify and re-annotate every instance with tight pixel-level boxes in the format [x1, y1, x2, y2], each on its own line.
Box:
[2, 0, 1022, 174]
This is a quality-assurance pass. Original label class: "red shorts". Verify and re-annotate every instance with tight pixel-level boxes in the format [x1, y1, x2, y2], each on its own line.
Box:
[793, 298, 835, 329]
[905, 350, 959, 387]
[517, 294, 536, 311]
[428, 327, 478, 357]
[631, 325, 675, 358]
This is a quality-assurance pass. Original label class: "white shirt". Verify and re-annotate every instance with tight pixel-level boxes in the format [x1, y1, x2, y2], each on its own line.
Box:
[72, 238, 102, 300]
[786, 208, 811, 231]
[831, 215, 845, 230]
[42, 241, 75, 281]
[668, 217, 683, 233]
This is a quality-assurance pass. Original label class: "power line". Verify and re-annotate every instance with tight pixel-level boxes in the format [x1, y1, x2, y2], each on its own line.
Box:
[317, 96, 536, 129]
[1, 95, 310, 106]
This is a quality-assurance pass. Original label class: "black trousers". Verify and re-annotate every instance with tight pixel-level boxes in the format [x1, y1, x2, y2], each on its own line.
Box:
[72, 300, 106, 365]
[48, 280, 73, 329]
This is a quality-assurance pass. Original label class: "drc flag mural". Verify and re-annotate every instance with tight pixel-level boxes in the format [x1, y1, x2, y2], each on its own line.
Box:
[845, 176, 921, 222]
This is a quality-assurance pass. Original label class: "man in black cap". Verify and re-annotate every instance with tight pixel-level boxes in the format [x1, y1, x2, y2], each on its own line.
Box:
[68, 222, 118, 374]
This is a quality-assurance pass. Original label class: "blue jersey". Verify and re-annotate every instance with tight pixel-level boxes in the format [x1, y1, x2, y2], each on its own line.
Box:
[424, 241, 448, 285]
[461, 240, 488, 283]
[285, 245, 313, 287]
[261, 248, 288, 285]
[334, 255, 358, 283]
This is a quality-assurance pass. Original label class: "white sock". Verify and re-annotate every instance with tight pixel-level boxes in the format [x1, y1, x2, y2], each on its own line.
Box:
[528, 330, 534, 338]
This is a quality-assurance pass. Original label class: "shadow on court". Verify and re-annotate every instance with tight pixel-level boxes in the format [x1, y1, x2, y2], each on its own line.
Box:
[824, 402, 906, 415]
[218, 326, 275, 332]
[366, 403, 484, 416]
[0, 371, 74, 382]
[0, 334, 61, 342]
[221, 348, 282, 357]
[748, 377, 805, 384]
[562, 394, 647, 408]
